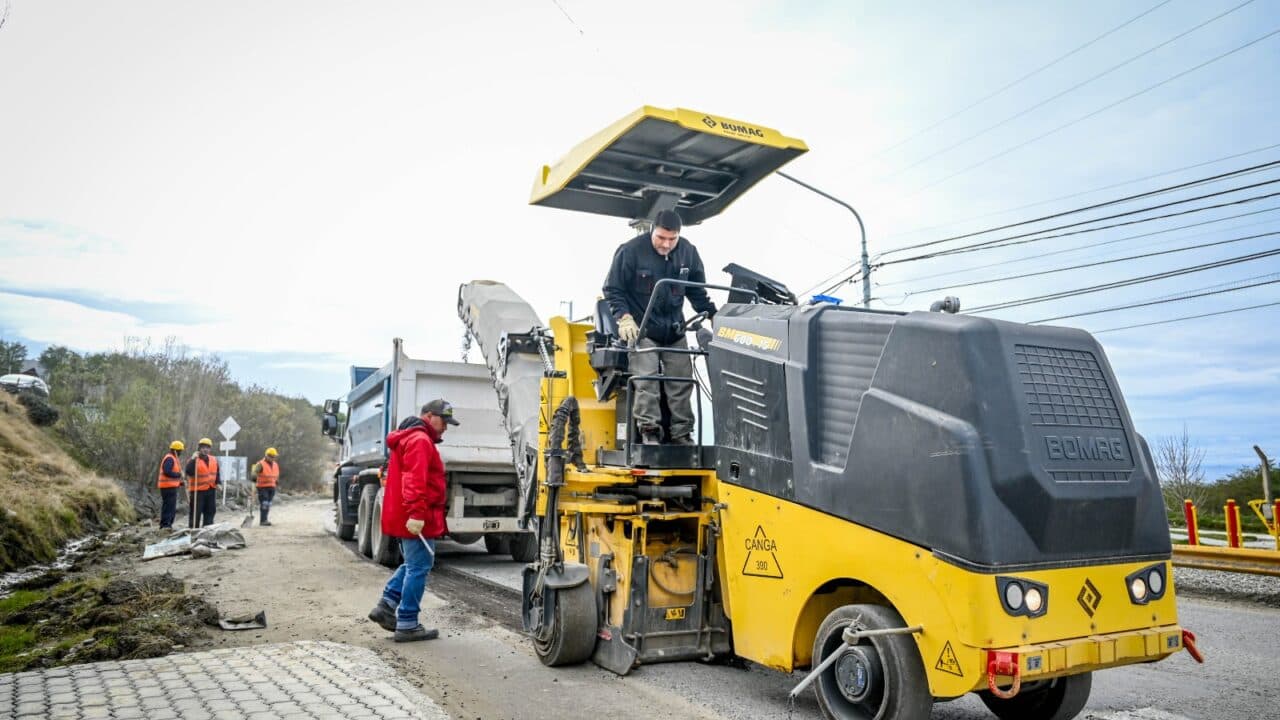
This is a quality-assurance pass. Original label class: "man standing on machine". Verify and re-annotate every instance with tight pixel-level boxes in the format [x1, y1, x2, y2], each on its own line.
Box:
[603, 209, 716, 446]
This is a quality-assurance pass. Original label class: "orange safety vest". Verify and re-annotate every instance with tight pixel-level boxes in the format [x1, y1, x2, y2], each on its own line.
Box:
[255, 459, 279, 488]
[157, 452, 182, 489]
[191, 455, 219, 492]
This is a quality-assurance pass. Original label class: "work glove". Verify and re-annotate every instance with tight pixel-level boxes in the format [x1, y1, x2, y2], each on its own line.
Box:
[405, 518, 425, 535]
[618, 314, 640, 344]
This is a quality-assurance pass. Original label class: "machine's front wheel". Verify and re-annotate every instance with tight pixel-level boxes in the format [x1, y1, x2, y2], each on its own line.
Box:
[812, 604, 933, 720]
[356, 483, 377, 558]
[978, 673, 1091, 720]
[533, 581, 597, 667]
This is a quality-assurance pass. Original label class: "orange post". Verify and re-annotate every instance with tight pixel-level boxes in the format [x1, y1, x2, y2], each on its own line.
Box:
[1225, 499, 1242, 549]
[1183, 499, 1200, 546]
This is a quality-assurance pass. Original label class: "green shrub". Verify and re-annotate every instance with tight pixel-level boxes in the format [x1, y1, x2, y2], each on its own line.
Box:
[17, 391, 59, 426]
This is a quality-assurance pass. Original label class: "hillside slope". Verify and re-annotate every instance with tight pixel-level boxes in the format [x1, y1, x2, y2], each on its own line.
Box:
[0, 395, 133, 573]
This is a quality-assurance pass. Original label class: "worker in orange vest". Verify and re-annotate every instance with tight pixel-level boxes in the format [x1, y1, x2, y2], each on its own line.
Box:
[251, 448, 280, 526]
[157, 440, 184, 529]
[184, 438, 220, 528]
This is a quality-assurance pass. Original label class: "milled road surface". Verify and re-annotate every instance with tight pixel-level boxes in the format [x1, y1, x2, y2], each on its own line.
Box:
[141, 499, 1273, 719]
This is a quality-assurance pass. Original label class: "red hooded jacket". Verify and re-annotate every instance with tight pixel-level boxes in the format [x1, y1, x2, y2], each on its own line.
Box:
[380, 420, 448, 539]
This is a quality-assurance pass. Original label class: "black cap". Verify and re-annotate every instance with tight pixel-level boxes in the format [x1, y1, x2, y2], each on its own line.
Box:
[422, 399, 460, 426]
[654, 209, 682, 231]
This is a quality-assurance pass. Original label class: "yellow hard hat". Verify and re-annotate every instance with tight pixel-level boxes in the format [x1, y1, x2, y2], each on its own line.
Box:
[265, 447, 278, 457]
[198, 438, 213, 447]
[170, 440, 185, 451]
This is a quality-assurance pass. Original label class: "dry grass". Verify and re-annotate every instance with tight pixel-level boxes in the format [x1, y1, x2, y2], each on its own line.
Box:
[0, 396, 134, 573]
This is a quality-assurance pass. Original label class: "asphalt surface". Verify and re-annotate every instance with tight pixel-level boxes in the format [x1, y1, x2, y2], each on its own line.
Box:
[408, 537, 1276, 720]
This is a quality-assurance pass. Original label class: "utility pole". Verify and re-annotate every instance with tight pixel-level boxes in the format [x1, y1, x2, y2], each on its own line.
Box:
[1255, 445, 1272, 505]
[777, 171, 870, 308]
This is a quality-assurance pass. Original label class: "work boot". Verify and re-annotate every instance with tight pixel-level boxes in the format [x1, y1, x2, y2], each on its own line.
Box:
[260, 520, 272, 527]
[394, 625, 439, 643]
[641, 430, 662, 446]
[367, 600, 397, 632]
[260, 512, 270, 526]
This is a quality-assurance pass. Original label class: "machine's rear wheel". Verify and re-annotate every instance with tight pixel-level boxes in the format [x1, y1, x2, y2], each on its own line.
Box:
[356, 484, 377, 558]
[978, 673, 1091, 720]
[812, 604, 932, 720]
[450, 533, 482, 545]
[484, 534, 511, 555]
[533, 581, 597, 667]
[509, 531, 538, 563]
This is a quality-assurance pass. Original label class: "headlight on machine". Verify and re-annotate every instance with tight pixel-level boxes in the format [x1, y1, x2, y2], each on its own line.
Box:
[1126, 562, 1168, 605]
[996, 576, 1049, 618]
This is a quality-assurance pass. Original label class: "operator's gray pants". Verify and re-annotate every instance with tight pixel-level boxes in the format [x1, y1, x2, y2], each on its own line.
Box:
[633, 336, 694, 440]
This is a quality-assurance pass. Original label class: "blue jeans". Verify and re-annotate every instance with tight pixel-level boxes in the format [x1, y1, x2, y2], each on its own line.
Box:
[381, 536, 435, 629]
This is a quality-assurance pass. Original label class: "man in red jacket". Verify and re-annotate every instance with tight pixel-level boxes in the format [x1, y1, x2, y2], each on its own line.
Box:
[367, 399, 458, 642]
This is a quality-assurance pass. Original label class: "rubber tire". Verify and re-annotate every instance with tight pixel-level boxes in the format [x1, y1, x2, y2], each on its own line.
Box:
[372, 490, 401, 568]
[335, 474, 356, 541]
[484, 534, 511, 555]
[450, 533, 482, 545]
[509, 530, 538, 563]
[356, 483, 377, 558]
[979, 673, 1092, 720]
[533, 581, 597, 667]
[812, 604, 933, 720]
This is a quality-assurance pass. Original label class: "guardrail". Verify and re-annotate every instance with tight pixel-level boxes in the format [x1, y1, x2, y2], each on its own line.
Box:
[1172, 544, 1280, 578]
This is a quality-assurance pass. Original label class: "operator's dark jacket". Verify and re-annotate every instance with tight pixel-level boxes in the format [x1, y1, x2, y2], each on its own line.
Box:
[602, 233, 717, 346]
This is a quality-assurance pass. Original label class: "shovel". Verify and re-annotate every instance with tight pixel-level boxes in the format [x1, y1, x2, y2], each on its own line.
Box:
[241, 485, 256, 528]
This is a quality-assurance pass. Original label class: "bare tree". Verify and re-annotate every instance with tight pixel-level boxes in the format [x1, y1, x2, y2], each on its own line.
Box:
[1155, 424, 1208, 512]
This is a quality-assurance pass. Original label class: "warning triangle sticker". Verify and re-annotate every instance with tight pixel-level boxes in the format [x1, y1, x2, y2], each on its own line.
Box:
[935, 641, 963, 677]
[741, 525, 784, 579]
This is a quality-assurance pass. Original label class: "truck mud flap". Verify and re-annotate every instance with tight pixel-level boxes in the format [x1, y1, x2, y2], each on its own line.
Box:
[593, 624, 639, 675]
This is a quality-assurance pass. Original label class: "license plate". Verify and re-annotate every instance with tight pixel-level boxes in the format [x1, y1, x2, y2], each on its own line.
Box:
[665, 608, 686, 621]
[483, 520, 499, 531]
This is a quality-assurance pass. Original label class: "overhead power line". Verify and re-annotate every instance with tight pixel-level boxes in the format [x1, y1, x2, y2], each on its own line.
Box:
[966, 247, 1280, 313]
[1033, 273, 1280, 323]
[882, 185, 1280, 266]
[866, 1, 1173, 163]
[891, 230, 1280, 297]
[876, 204, 1280, 288]
[880, 159, 1280, 257]
[881, 0, 1256, 181]
[1093, 300, 1280, 333]
[881, 143, 1280, 241]
[904, 25, 1280, 198]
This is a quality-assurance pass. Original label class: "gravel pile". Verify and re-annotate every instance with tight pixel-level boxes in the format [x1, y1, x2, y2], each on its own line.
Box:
[1174, 566, 1280, 608]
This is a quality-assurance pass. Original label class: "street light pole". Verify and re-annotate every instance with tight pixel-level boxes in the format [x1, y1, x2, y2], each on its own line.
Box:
[777, 171, 870, 308]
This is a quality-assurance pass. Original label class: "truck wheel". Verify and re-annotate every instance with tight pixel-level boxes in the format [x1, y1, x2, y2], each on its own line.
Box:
[357, 483, 377, 558]
[979, 673, 1091, 720]
[335, 473, 356, 541]
[450, 533, 482, 545]
[533, 581, 597, 667]
[509, 531, 538, 563]
[811, 604, 932, 720]
[484, 534, 511, 555]
[372, 490, 401, 568]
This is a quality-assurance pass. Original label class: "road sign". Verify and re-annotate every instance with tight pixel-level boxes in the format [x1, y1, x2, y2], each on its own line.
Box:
[220, 440, 237, 452]
[219, 416, 240, 440]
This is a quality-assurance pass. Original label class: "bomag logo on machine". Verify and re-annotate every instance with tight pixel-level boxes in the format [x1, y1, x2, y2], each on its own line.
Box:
[717, 326, 782, 352]
[700, 115, 765, 138]
[1045, 435, 1127, 461]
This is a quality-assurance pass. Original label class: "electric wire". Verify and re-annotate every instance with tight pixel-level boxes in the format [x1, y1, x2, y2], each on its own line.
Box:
[882, 0, 1256, 181]
[903, 25, 1280, 198]
[888, 230, 1280, 297]
[966, 247, 1280, 313]
[1032, 274, 1280, 323]
[1092, 300, 1280, 333]
[865, 0, 1174, 162]
[881, 142, 1280, 241]
[880, 159, 1280, 257]
[882, 184, 1280, 267]
[876, 204, 1280, 288]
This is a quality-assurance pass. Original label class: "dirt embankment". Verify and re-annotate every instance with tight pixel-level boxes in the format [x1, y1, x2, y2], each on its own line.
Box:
[0, 395, 134, 573]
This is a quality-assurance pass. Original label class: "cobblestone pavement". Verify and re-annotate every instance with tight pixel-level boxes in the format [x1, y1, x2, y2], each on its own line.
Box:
[0, 641, 447, 720]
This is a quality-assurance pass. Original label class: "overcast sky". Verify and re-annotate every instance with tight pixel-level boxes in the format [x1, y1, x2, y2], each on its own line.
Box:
[1, 0, 1277, 478]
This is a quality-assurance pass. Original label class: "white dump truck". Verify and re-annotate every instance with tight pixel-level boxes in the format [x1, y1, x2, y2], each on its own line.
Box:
[321, 338, 537, 566]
